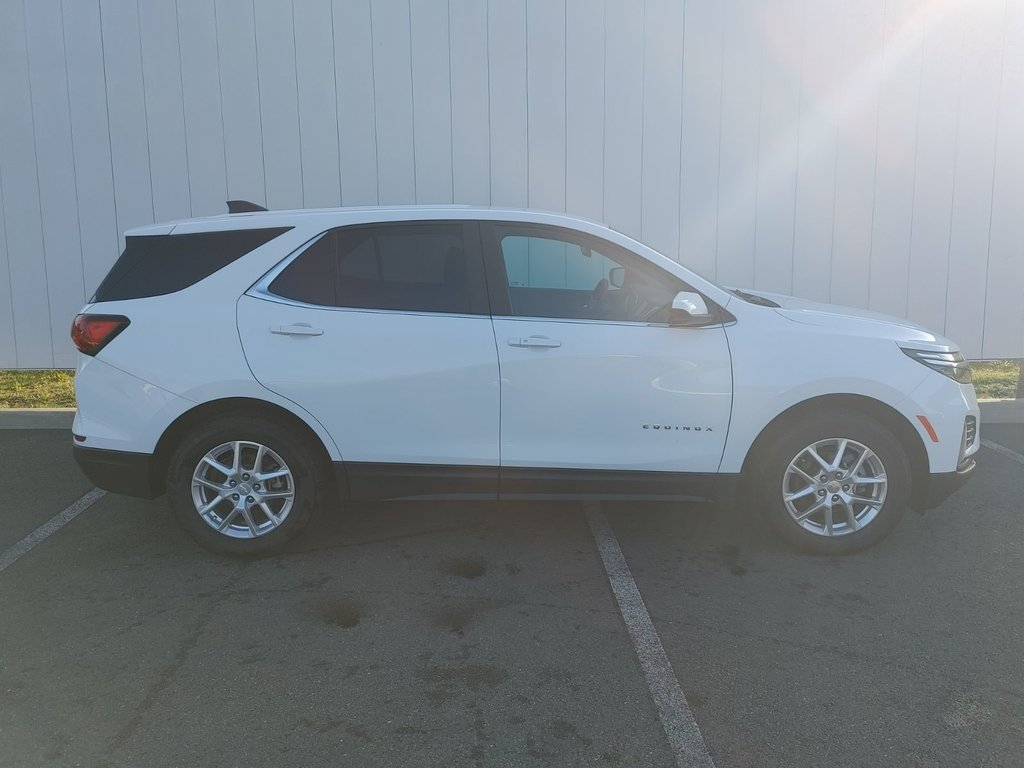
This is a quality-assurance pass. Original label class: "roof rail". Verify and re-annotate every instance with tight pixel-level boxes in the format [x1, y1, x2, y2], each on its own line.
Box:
[226, 200, 268, 213]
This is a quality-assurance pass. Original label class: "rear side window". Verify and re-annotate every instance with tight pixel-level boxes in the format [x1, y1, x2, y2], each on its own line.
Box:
[93, 227, 291, 302]
[268, 223, 473, 314]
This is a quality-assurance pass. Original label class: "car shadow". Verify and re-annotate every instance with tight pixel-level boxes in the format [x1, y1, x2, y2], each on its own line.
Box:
[283, 497, 793, 562]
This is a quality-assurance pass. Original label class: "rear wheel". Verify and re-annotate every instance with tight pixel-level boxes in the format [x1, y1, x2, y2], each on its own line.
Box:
[755, 410, 911, 554]
[166, 416, 331, 555]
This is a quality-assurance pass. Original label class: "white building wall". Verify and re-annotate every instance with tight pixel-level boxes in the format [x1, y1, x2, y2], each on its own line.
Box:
[0, 0, 1021, 368]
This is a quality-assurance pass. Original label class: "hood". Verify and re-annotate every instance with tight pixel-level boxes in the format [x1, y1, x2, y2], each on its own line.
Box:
[731, 288, 958, 350]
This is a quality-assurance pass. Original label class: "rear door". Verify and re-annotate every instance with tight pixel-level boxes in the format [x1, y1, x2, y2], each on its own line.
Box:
[237, 221, 500, 499]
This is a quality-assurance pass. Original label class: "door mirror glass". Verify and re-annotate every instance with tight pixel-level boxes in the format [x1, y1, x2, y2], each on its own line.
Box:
[669, 291, 712, 326]
[608, 266, 625, 289]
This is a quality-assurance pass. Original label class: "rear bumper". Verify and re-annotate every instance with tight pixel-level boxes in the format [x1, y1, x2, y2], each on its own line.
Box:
[913, 456, 976, 511]
[73, 445, 161, 499]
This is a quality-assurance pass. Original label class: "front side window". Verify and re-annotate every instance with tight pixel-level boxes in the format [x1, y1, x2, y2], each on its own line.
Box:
[496, 228, 684, 322]
[268, 223, 472, 314]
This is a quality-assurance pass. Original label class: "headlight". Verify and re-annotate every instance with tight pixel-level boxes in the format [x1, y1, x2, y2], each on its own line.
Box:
[901, 347, 973, 384]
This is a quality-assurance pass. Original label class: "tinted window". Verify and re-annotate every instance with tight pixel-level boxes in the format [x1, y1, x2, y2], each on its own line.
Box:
[497, 229, 683, 322]
[269, 223, 472, 314]
[267, 232, 337, 306]
[93, 227, 291, 302]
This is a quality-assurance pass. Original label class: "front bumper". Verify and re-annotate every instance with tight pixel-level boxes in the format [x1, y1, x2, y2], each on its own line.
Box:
[912, 456, 976, 511]
[73, 445, 161, 499]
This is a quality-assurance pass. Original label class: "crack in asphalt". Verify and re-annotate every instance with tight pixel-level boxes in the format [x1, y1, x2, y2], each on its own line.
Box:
[105, 564, 248, 755]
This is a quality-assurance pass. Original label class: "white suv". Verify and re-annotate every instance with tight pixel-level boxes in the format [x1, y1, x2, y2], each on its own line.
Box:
[71, 204, 979, 555]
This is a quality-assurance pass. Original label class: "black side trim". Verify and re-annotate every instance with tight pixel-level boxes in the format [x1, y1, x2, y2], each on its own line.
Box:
[73, 445, 160, 499]
[912, 457, 976, 511]
[331, 462, 351, 502]
[339, 463, 728, 503]
[500, 467, 716, 501]
[709, 473, 740, 508]
[344, 463, 499, 501]
[227, 199, 268, 213]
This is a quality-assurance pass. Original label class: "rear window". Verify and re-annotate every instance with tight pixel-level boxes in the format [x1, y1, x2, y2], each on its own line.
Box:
[93, 227, 291, 302]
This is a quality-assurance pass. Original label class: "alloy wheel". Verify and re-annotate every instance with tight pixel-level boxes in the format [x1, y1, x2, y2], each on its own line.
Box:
[190, 440, 296, 539]
[781, 437, 888, 537]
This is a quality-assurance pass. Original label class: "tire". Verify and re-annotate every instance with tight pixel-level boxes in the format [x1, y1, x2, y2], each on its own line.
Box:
[754, 409, 911, 555]
[165, 415, 332, 555]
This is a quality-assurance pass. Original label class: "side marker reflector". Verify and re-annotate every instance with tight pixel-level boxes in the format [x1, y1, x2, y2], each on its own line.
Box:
[916, 415, 940, 443]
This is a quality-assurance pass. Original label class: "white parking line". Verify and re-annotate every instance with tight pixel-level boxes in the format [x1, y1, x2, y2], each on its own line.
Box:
[0, 488, 106, 573]
[584, 502, 715, 768]
[982, 439, 1024, 466]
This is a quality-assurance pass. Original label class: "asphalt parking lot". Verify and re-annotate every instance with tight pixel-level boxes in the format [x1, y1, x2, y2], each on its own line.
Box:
[1, 426, 1022, 767]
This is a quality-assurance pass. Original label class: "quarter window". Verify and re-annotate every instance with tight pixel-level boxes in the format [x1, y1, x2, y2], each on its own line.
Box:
[268, 223, 472, 314]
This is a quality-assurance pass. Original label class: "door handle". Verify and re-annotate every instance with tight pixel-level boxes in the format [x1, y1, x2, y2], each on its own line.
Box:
[271, 323, 324, 336]
[508, 336, 561, 348]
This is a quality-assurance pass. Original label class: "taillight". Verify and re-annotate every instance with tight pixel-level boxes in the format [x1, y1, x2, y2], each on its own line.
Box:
[71, 314, 130, 356]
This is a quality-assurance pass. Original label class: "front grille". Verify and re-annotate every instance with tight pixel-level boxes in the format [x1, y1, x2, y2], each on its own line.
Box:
[963, 416, 977, 454]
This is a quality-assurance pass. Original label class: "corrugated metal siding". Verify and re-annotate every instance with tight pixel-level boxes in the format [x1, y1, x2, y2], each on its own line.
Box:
[1, 0, 1021, 367]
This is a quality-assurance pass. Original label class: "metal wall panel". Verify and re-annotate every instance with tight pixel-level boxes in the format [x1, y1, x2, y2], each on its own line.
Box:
[792, 0, 842, 302]
[253, 0, 302, 210]
[0, 0, 54, 367]
[943, 5, 1005, 356]
[751, 0, 801, 297]
[906, 3, 962, 335]
[25, 0, 86, 368]
[640, 0, 683, 261]
[138, 0, 191, 223]
[371, 0, 416, 204]
[677, 0, 723, 282]
[564, 0, 604, 223]
[715, 0, 761, 290]
[603, 0, 643, 238]
[488, 0, 528, 207]
[449, 0, 490, 205]
[526, 0, 566, 213]
[62, 0, 119, 305]
[295, 0, 344, 209]
[1, 0, 1021, 367]
[0, 173, 14, 368]
[100, 0, 154, 252]
[410, 0, 454, 205]
[983, 1, 1024, 359]
[828, 1, 884, 310]
[867, 0, 925, 319]
[216, 0, 267, 205]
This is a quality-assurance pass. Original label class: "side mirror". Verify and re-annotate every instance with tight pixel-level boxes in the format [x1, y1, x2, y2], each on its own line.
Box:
[608, 267, 625, 289]
[669, 291, 712, 326]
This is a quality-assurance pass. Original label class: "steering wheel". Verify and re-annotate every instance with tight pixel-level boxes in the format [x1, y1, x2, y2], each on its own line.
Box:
[583, 278, 609, 316]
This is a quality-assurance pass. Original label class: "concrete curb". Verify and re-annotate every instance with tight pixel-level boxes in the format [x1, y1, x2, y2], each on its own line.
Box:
[1, 400, 1021, 430]
[979, 399, 1024, 425]
[0, 408, 75, 430]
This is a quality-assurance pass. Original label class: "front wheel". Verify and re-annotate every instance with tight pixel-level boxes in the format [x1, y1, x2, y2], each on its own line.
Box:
[755, 411, 911, 554]
[165, 415, 331, 555]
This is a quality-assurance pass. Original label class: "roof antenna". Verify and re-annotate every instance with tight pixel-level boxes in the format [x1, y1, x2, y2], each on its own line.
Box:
[226, 200, 268, 213]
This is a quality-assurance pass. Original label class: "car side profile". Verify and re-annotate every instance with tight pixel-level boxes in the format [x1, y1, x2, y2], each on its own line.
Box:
[71, 204, 979, 555]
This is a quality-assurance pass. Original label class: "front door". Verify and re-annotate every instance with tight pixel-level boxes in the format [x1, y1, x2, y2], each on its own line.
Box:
[483, 223, 733, 499]
[237, 221, 500, 499]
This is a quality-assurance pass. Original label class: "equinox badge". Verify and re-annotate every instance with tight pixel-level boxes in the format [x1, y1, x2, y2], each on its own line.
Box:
[642, 424, 713, 432]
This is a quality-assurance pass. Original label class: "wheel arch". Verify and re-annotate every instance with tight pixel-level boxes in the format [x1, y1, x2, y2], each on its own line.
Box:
[151, 397, 338, 497]
[737, 394, 929, 509]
